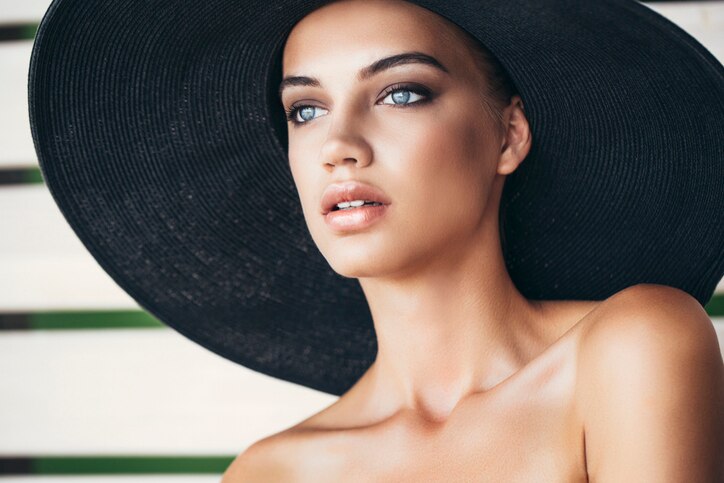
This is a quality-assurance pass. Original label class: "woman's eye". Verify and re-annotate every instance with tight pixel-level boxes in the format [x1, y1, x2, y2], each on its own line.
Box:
[285, 105, 328, 125]
[284, 84, 431, 127]
[380, 86, 428, 106]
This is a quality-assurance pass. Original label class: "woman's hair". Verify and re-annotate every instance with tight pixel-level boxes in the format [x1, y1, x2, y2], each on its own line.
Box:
[469, 40, 520, 138]
[432, 10, 519, 138]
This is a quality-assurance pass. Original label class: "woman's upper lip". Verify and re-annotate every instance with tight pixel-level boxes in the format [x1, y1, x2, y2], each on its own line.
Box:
[320, 181, 392, 215]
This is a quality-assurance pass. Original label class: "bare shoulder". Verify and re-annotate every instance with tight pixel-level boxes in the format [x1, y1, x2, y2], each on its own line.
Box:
[221, 434, 300, 483]
[575, 283, 724, 481]
[577, 282, 719, 358]
[221, 428, 340, 483]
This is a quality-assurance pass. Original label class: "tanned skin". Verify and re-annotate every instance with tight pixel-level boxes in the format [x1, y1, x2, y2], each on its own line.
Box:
[223, 1, 724, 480]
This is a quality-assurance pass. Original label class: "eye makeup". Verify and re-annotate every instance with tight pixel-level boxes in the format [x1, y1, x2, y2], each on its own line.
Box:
[283, 82, 434, 127]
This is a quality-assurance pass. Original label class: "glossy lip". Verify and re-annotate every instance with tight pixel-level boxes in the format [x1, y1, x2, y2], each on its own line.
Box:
[324, 204, 389, 233]
[320, 181, 392, 215]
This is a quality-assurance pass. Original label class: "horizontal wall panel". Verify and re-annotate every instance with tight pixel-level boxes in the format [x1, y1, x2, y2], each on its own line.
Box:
[716, 318, 724, 348]
[0, 0, 53, 24]
[0, 328, 335, 455]
[1, 2, 723, 169]
[0, 185, 138, 310]
[646, 2, 724, 59]
[0, 41, 35, 168]
[1, 185, 723, 312]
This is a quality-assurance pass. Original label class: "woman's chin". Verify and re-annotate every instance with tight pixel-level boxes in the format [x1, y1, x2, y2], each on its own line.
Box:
[327, 257, 386, 279]
[326, 251, 417, 280]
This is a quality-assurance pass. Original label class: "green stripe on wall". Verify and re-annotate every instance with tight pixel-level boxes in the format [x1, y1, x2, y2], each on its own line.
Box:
[0, 310, 164, 330]
[0, 167, 44, 185]
[0, 456, 234, 475]
[0, 23, 38, 42]
[0, 292, 722, 330]
[705, 292, 724, 318]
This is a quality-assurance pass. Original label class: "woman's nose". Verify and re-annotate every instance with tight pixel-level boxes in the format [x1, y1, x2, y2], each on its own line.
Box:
[319, 112, 373, 170]
[319, 135, 372, 170]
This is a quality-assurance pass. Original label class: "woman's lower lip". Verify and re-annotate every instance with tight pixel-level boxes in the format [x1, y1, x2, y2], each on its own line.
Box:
[324, 204, 388, 232]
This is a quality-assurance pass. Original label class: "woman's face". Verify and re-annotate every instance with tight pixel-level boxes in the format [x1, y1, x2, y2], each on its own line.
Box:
[280, 0, 511, 278]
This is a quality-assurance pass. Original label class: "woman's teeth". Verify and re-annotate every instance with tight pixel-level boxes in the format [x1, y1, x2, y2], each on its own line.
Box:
[334, 200, 383, 211]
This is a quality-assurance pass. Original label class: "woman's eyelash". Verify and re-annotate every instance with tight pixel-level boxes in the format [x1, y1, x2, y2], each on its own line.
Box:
[283, 83, 432, 126]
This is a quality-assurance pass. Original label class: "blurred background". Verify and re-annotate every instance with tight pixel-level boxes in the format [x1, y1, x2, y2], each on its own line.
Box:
[1, 0, 723, 481]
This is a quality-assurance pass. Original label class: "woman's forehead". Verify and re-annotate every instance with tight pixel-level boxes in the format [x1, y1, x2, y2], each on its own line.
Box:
[282, 1, 469, 78]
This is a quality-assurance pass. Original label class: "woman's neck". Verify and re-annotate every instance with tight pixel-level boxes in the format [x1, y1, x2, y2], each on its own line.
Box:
[357, 219, 547, 422]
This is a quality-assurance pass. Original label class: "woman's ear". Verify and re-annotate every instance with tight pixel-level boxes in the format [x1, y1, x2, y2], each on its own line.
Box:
[497, 95, 531, 175]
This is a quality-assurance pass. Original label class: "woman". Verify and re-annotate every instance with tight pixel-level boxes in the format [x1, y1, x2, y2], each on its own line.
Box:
[221, 1, 723, 480]
[27, 0, 723, 480]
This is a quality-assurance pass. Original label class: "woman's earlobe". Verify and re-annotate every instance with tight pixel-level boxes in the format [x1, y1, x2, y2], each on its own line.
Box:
[496, 155, 520, 175]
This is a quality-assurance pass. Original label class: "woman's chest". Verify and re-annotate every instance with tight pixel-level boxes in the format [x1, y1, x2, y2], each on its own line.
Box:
[292, 382, 588, 482]
[282, 323, 596, 482]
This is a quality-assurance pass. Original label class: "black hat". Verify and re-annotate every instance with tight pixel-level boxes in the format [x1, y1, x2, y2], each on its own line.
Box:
[28, 0, 724, 396]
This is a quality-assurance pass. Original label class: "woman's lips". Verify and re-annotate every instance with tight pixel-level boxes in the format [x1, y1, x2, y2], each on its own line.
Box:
[324, 203, 389, 232]
[320, 181, 391, 215]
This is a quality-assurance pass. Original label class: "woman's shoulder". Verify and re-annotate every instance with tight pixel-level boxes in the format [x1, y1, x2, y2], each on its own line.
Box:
[223, 424, 361, 482]
[221, 431, 309, 483]
[574, 283, 723, 481]
[575, 282, 719, 398]
[576, 282, 716, 358]
[220, 437, 278, 483]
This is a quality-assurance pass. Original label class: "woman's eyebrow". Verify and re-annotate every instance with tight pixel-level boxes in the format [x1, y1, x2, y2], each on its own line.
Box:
[278, 51, 449, 99]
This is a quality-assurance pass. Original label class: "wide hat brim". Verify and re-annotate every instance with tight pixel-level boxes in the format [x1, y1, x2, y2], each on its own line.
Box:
[28, 0, 724, 396]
